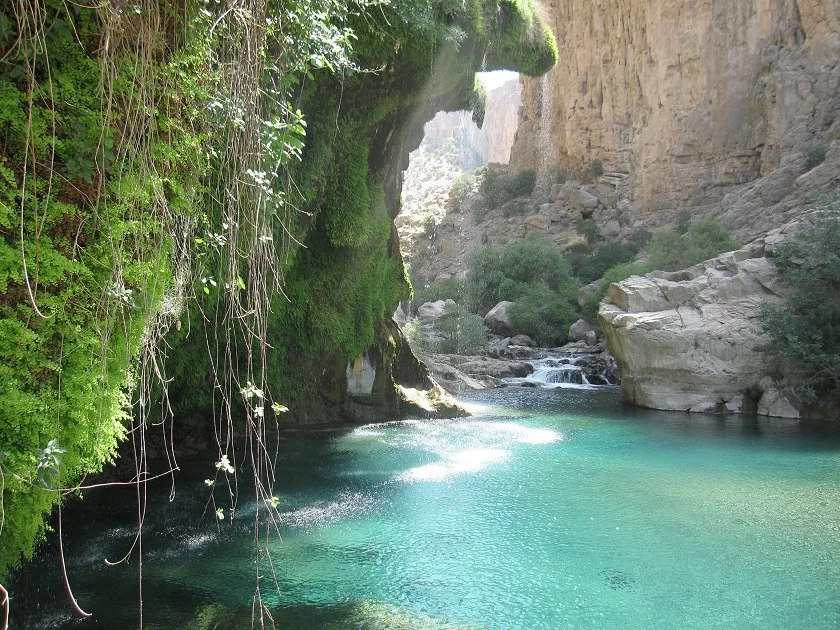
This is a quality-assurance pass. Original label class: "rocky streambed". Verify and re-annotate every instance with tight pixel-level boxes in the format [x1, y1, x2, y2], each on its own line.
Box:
[417, 339, 619, 396]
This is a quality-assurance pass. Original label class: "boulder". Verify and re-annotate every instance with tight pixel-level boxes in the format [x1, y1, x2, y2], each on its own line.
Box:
[568, 318, 596, 342]
[757, 386, 800, 419]
[599, 219, 622, 239]
[577, 280, 600, 309]
[568, 187, 599, 211]
[510, 334, 537, 347]
[523, 215, 552, 231]
[484, 301, 515, 335]
[585, 330, 598, 346]
[417, 300, 447, 321]
[457, 357, 533, 379]
[417, 299, 456, 322]
[598, 247, 798, 414]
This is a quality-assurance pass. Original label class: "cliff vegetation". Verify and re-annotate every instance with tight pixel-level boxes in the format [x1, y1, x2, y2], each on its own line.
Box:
[0, 0, 557, 588]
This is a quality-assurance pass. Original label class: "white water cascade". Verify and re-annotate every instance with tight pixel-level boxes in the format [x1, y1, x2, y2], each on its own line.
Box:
[503, 356, 603, 389]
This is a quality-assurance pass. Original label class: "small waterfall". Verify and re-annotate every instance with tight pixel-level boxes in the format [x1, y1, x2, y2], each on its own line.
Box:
[503, 356, 607, 389]
[530, 360, 591, 386]
[538, 74, 555, 176]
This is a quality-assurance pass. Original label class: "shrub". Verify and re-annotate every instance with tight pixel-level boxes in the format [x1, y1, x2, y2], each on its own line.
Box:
[412, 277, 467, 305]
[805, 146, 827, 170]
[436, 303, 488, 354]
[676, 210, 692, 235]
[629, 227, 652, 251]
[467, 233, 578, 314]
[576, 243, 636, 284]
[479, 167, 537, 209]
[502, 199, 529, 217]
[576, 218, 598, 244]
[585, 160, 604, 179]
[648, 219, 740, 272]
[403, 303, 486, 355]
[447, 173, 475, 213]
[564, 242, 591, 277]
[511, 286, 578, 346]
[760, 205, 840, 407]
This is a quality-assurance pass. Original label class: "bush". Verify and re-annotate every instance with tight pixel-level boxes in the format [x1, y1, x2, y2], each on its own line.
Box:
[676, 210, 692, 235]
[403, 303, 486, 355]
[502, 199, 529, 217]
[436, 303, 488, 354]
[511, 286, 578, 346]
[412, 277, 467, 305]
[648, 219, 740, 272]
[479, 167, 537, 209]
[447, 173, 475, 213]
[467, 233, 578, 314]
[584, 160, 604, 180]
[467, 234, 579, 344]
[760, 206, 840, 407]
[564, 242, 591, 277]
[805, 146, 827, 170]
[576, 243, 636, 284]
[629, 227, 652, 251]
[576, 218, 598, 244]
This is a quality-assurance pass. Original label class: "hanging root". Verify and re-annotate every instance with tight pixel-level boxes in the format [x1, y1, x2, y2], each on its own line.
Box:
[57, 503, 92, 618]
[0, 582, 9, 630]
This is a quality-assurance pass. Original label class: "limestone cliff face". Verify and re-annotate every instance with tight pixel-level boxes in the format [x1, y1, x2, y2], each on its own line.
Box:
[419, 78, 522, 168]
[598, 245, 802, 417]
[511, 0, 840, 237]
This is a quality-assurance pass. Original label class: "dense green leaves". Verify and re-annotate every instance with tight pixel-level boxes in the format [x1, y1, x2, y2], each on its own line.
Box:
[467, 234, 578, 345]
[648, 219, 740, 271]
[760, 205, 840, 407]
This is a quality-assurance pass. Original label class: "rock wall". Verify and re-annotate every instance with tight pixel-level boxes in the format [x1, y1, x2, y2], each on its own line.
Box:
[511, 0, 840, 237]
[422, 78, 522, 166]
[598, 244, 803, 417]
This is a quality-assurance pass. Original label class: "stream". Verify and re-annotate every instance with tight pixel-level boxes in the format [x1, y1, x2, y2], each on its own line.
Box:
[11, 385, 840, 629]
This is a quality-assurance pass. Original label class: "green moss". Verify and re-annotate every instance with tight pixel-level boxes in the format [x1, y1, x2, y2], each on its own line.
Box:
[0, 2, 208, 577]
[484, 0, 558, 76]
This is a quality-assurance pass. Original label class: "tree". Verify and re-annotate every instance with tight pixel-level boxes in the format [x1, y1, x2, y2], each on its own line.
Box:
[760, 204, 840, 408]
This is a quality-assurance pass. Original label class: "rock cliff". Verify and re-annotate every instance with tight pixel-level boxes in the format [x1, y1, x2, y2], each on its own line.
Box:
[598, 244, 803, 416]
[511, 0, 840, 240]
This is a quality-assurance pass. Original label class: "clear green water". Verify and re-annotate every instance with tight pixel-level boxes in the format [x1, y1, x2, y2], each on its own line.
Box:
[13, 387, 840, 629]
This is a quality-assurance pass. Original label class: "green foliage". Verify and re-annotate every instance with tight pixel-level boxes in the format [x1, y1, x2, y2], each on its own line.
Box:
[805, 146, 827, 170]
[324, 129, 372, 247]
[467, 234, 578, 343]
[564, 242, 591, 277]
[581, 261, 653, 321]
[0, 0, 563, 578]
[629, 227, 652, 251]
[412, 278, 467, 304]
[510, 285, 577, 346]
[447, 174, 475, 213]
[676, 210, 692, 235]
[484, 0, 558, 76]
[576, 243, 636, 284]
[479, 167, 536, 209]
[575, 218, 598, 244]
[760, 206, 840, 406]
[583, 160, 604, 181]
[404, 303, 487, 355]
[648, 219, 740, 272]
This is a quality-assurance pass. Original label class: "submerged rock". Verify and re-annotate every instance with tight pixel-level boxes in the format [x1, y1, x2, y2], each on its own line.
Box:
[598, 246, 800, 417]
